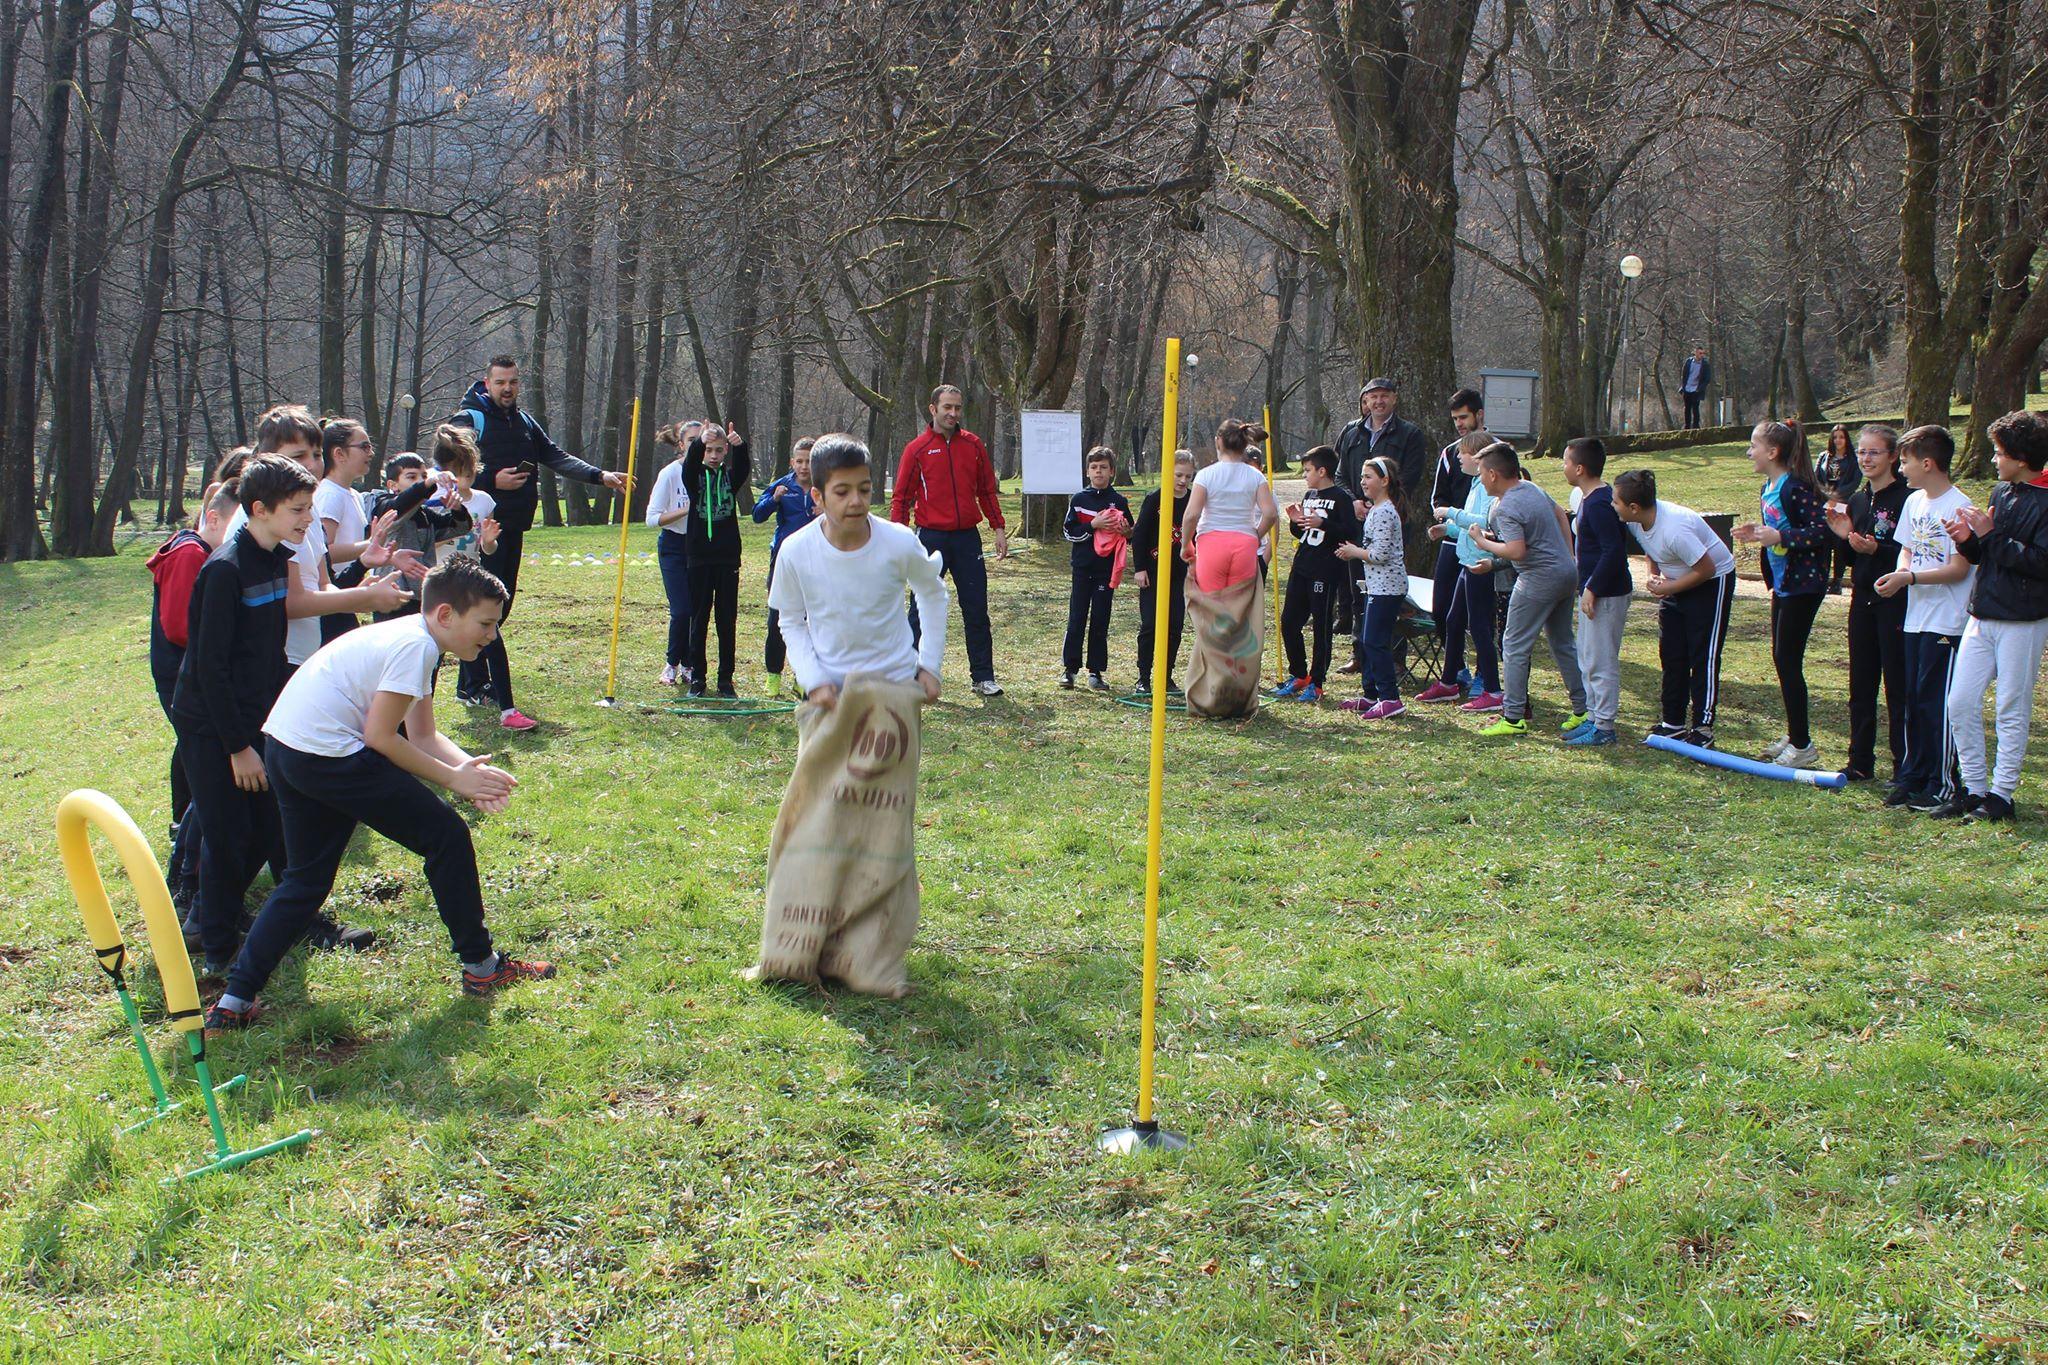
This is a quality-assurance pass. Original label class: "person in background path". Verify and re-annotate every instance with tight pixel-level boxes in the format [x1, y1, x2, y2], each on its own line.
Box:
[1679, 346, 1713, 430]
[891, 384, 1009, 697]
[451, 353, 629, 730]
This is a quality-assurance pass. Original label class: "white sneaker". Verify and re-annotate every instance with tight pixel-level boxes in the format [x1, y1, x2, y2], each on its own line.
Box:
[1760, 735, 1792, 761]
[973, 679, 1004, 697]
[660, 664, 677, 687]
[1781, 743, 1820, 770]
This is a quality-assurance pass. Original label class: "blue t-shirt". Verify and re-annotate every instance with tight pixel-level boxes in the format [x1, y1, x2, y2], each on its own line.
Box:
[1759, 473, 1790, 591]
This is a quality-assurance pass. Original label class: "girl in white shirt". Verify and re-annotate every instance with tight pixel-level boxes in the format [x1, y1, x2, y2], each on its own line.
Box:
[647, 423, 700, 685]
[1180, 419, 1278, 592]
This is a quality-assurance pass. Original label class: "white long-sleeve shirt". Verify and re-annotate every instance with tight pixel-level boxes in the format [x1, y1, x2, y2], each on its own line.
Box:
[645, 459, 691, 534]
[766, 515, 948, 691]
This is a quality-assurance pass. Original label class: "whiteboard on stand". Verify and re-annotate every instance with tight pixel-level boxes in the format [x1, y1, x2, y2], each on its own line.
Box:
[1020, 410, 1084, 495]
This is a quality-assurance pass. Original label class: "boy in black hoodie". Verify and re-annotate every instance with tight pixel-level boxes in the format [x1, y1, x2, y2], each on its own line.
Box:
[681, 423, 753, 696]
[365, 453, 471, 620]
[1062, 447, 1133, 690]
[1132, 450, 1193, 695]
[170, 456, 314, 973]
[1936, 410, 2048, 823]
[1274, 445, 1361, 703]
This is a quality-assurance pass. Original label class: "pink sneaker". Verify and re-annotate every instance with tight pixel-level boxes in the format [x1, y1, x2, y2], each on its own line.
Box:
[1414, 681, 1461, 703]
[1459, 691, 1504, 713]
[499, 708, 539, 731]
[1337, 696, 1374, 713]
[1364, 700, 1407, 720]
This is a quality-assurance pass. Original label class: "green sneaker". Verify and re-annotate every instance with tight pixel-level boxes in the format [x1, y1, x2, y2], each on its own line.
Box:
[1559, 711, 1588, 733]
[1478, 717, 1528, 737]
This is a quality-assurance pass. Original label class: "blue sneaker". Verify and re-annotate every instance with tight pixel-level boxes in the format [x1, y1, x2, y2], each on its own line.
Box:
[1293, 683, 1323, 704]
[1561, 719, 1595, 741]
[1268, 677, 1305, 699]
[1565, 727, 1617, 746]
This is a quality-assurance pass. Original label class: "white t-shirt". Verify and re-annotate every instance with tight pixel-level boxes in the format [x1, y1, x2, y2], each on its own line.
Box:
[265, 615, 441, 758]
[225, 504, 328, 666]
[315, 477, 368, 549]
[1194, 460, 1266, 537]
[447, 486, 495, 557]
[644, 459, 691, 537]
[1628, 500, 1735, 580]
[765, 516, 949, 691]
[1899, 485, 1975, 636]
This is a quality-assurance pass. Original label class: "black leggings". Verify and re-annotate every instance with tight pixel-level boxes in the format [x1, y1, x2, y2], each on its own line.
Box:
[1771, 592, 1825, 749]
[1280, 569, 1338, 687]
[689, 562, 740, 689]
[764, 552, 786, 675]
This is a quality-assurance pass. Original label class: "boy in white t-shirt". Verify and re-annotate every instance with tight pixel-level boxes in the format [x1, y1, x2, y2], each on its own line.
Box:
[1872, 425, 1974, 811]
[1613, 470, 1737, 746]
[205, 556, 550, 1032]
[768, 435, 948, 702]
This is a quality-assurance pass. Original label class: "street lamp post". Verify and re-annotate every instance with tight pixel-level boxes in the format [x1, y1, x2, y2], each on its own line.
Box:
[398, 392, 418, 451]
[1617, 255, 1644, 433]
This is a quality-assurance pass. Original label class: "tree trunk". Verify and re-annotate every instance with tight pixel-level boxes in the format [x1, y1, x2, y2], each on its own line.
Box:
[529, 205, 562, 526]
[1264, 246, 1299, 468]
[319, 0, 356, 415]
[2, 0, 88, 560]
[772, 328, 795, 479]
[211, 192, 247, 442]
[0, 0, 29, 558]
[356, 0, 413, 448]
[89, 0, 258, 553]
[560, 85, 597, 525]
[1961, 221, 2048, 476]
[1299, 0, 1482, 569]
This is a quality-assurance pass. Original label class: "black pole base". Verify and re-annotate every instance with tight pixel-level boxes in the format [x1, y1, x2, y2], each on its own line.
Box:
[1096, 1119, 1188, 1155]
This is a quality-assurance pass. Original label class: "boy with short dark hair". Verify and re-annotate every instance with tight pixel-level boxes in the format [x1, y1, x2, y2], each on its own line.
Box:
[148, 481, 239, 910]
[366, 452, 470, 618]
[1874, 425, 1974, 811]
[205, 555, 546, 1030]
[1274, 445, 1361, 703]
[1466, 445, 1587, 737]
[1563, 438, 1629, 745]
[753, 434, 947, 998]
[1062, 447, 1132, 691]
[1934, 410, 2048, 822]
[1613, 469, 1737, 746]
[1131, 451, 1193, 696]
[170, 455, 317, 974]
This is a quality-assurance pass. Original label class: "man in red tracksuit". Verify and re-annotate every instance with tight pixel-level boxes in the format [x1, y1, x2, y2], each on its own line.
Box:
[891, 383, 1009, 695]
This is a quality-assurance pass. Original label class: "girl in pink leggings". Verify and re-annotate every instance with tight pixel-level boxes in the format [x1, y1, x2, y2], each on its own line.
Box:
[1181, 419, 1279, 591]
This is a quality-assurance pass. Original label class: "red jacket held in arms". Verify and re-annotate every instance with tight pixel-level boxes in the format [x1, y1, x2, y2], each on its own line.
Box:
[890, 426, 1006, 533]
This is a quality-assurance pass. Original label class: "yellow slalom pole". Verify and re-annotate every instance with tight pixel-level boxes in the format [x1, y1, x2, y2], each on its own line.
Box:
[1264, 403, 1279, 679]
[1100, 337, 1187, 1154]
[601, 397, 642, 706]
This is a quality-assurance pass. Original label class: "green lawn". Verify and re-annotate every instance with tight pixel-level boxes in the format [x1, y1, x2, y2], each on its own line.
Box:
[3, 454, 2047, 1360]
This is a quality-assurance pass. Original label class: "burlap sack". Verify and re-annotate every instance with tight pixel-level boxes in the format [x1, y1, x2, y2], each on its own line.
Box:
[1185, 572, 1265, 718]
[749, 673, 924, 997]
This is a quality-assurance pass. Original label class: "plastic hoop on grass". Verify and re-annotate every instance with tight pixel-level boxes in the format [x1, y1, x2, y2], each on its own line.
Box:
[1111, 692, 1187, 713]
[637, 696, 798, 719]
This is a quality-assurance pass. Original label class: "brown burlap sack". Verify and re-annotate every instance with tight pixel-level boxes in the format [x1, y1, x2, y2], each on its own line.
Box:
[1184, 572, 1265, 718]
[749, 673, 925, 997]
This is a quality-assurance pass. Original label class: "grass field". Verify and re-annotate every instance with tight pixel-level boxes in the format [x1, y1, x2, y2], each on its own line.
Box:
[4, 442, 2048, 1361]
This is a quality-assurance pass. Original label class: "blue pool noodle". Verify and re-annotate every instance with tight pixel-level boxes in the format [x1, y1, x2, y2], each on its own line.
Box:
[1642, 733, 1847, 789]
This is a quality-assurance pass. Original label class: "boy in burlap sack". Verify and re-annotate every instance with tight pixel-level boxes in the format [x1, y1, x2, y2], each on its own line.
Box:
[1179, 417, 1278, 719]
[747, 434, 948, 996]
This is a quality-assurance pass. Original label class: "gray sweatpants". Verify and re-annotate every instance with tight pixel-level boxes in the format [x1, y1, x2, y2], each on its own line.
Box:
[1946, 615, 2048, 800]
[1575, 593, 1632, 729]
[1502, 573, 1586, 723]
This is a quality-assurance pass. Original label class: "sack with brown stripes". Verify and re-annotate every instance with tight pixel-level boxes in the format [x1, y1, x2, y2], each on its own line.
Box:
[747, 673, 924, 997]
[1184, 570, 1265, 719]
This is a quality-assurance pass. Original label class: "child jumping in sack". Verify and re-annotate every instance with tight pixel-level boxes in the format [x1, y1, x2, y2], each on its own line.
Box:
[748, 434, 949, 997]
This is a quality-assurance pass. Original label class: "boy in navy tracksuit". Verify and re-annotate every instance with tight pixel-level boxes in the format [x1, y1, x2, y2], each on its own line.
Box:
[1563, 438, 1630, 744]
[751, 437, 817, 696]
[169, 456, 316, 973]
[1062, 448, 1132, 691]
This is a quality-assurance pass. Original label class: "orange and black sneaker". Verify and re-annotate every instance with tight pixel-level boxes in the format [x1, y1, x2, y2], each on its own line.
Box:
[204, 1000, 265, 1034]
[460, 955, 557, 997]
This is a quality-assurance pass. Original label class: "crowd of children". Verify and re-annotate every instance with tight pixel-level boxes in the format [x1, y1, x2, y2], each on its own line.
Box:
[143, 382, 2048, 1032]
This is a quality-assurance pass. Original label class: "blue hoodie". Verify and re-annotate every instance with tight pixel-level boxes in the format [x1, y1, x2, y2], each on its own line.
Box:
[752, 472, 816, 556]
[1439, 480, 1500, 571]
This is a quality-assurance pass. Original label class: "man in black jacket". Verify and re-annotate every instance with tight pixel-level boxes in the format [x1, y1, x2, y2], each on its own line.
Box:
[450, 354, 629, 727]
[1332, 377, 1430, 671]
